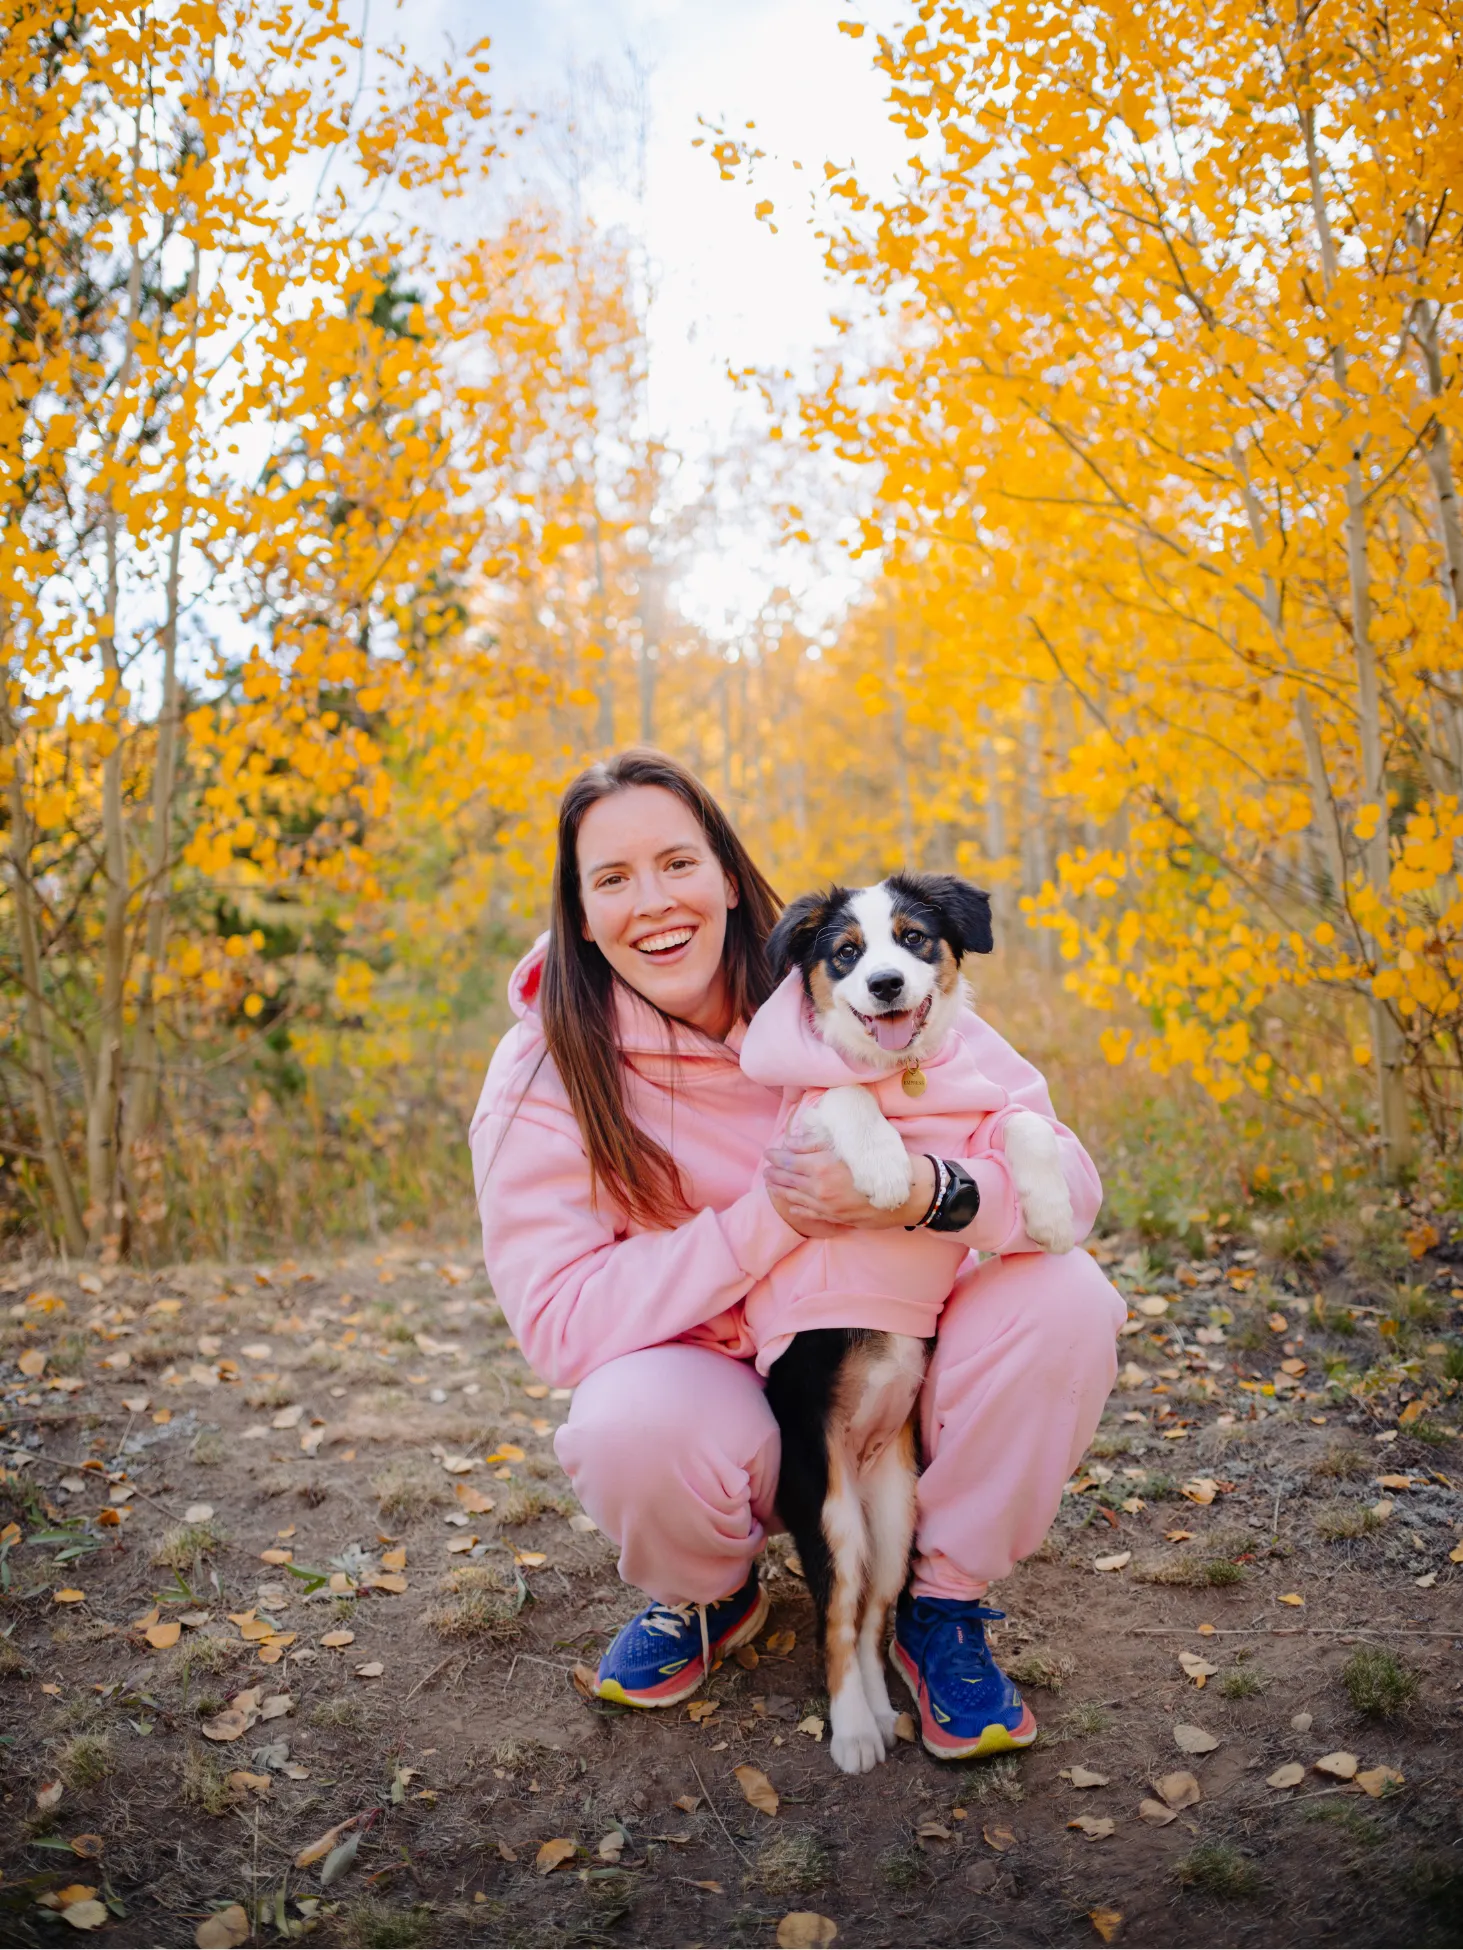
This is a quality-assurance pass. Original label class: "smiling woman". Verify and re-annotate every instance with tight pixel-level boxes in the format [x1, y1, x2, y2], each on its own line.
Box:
[469, 746, 1125, 1764]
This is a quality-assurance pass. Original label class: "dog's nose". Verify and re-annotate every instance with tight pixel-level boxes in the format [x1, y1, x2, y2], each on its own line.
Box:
[866, 970, 905, 1005]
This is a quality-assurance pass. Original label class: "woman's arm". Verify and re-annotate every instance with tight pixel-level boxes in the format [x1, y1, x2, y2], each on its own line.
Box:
[470, 1040, 803, 1388]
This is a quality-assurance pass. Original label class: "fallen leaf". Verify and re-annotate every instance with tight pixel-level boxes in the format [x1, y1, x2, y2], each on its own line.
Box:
[1138, 1799, 1176, 1826]
[1173, 1725, 1219, 1755]
[1267, 1312, 1288, 1332]
[1089, 1909, 1122, 1944]
[121, 1394, 150, 1413]
[68, 1835, 104, 1859]
[370, 1573, 408, 1594]
[917, 1821, 953, 1841]
[320, 1830, 362, 1887]
[1266, 1763, 1305, 1789]
[673, 1794, 702, 1813]
[258, 1694, 292, 1720]
[225, 1770, 272, 1798]
[1092, 1547, 1132, 1572]
[447, 1535, 478, 1554]
[61, 1900, 108, 1931]
[1068, 1815, 1115, 1840]
[1196, 1622, 1216, 1636]
[982, 1824, 1016, 1851]
[1377, 1474, 1414, 1491]
[496, 1841, 517, 1863]
[523, 1383, 549, 1399]
[185, 1503, 214, 1523]
[1373, 1500, 1396, 1520]
[37, 1781, 64, 1810]
[195, 1906, 250, 1949]
[797, 1714, 825, 1740]
[734, 1763, 779, 1816]
[1414, 1570, 1437, 1589]
[1452, 1541, 1463, 1563]
[686, 1699, 719, 1723]
[513, 1550, 547, 1568]
[1290, 1711, 1312, 1732]
[271, 1405, 304, 1429]
[484, 1443, 526, 1464]
[1355, 1765, 1404, 1799]
[570, 1662, 597, 1701]
[49, 1885, 97, 1908]
[1154, 1771, 1201, 1809]
[597, 1830, 625, 1862]
[200, 1708, 250, 1743]
[454, 1483, 494, 1514]
[567, 1512, 597, 1533]
[440, 1454, 475, 1475]
[1178, 1652, 1218, 1684]
[535, 1837, 577, 1875]
[776, 1915, 837, 1948]
[1064, 1766, 1110, 1788]
[54, 1588, 86, 1605]
[690, 1879, 724, 1893]
[1180, 1478, 1219, 1505]
[319, 1630, 355, 1649]
[1313, 1751, 1358, 1780]
[296, 1821, 351, 1870]
[145, 1621, 181, 1650]
[893, 1712, 915, 1743]
[381, 1547, 407, 1572]
[355, 1661, 384, 1678]
[1278, 1593, 1305, 1607]
[1165, 1529, 1194, 1543]
[259, 1548, 292, 1567]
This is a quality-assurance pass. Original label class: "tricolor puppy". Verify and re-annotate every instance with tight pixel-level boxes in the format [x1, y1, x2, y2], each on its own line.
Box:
[762, 873, 1074, 1773]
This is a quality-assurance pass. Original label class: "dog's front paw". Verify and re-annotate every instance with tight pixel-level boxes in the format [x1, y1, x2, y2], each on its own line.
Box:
[850, 1145, 914, 1211]
[1020, 1184, 1075, 1254]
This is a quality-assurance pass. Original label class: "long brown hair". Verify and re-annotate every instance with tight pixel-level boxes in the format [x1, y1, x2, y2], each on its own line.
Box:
[540, 748, 781, 1229]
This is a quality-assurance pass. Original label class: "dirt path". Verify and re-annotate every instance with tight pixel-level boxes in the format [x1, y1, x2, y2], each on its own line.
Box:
[1, 1241, 1459, 1948]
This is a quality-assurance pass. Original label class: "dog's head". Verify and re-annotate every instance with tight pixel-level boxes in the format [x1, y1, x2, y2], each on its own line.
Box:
[767, 872, 993, 1069]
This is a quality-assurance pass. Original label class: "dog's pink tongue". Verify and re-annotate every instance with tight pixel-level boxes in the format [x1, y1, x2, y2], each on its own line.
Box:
[872, 1012, 916, 1051]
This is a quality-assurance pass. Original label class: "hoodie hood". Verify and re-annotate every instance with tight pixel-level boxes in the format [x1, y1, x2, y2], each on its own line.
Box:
[738, 969, 946, 1089]
[505, 933, 744, 1060]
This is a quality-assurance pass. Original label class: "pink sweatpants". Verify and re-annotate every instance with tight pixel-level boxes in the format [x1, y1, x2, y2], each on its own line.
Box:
[555, 1248, 1126, 1605]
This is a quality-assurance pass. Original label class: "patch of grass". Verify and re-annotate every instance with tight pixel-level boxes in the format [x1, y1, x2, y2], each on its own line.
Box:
[496, 1485, 573, 1526]
[370, 1456, 449, 1521]
[1310, 1441, 1372, 1482]
[1085, 1431, 1132, 1458]
[959, 1753, 1025, 1803]
[1302, 1802, 1383, 1845]
[1342, 1645, 1419, 1717]
[190, 1429, 227, 1466]
[182, 1745, 236, 1817]
[1408, 1419, 1456, 1445]
[432, 1588, 522, 1640]
[1051, 1701, 1111, 1741]
[1441, 1342, 1463, 1383]
[877, 1845, 921, 1891]
[173, 1634, 241, 1684]
[0, 1636, 26, 1678]
[338, 1902, 436, 1948]
[153, 1520, 227, 1570]
[59, 1733, 113, 1789]
[750, 1833, 830, 1898]
[1142, 1552, 1247, 1587]
[308, 1696, 366, 1731]
[1314, 1500, 1383, 1541]
[1005, 1649, 1075, 1694]
[490, 1738, 551, 1770]
[1219, 1665, 1268, 1700]
[1177, 1841, 1264, 1899]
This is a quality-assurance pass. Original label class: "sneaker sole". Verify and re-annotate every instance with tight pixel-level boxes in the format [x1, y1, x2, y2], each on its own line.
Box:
[888, 1637, 1038, 1760]
[596, 1582, 771, 1710]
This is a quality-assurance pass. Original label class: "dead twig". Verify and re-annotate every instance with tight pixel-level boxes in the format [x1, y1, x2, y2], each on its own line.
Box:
[687, 1756, 752, 1865]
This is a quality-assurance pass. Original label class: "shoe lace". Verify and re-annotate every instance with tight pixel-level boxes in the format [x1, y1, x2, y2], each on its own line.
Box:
[643, 1601, 714, 1693]
[912, 1599, 1006, 1682]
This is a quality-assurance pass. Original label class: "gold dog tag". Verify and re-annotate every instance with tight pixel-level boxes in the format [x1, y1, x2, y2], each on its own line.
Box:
[902, 1064, 927, 1098]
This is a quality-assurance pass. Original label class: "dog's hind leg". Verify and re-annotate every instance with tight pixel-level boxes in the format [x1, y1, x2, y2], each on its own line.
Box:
[822, 1437, 885, 1774]
[855, 1416, 917, 1751]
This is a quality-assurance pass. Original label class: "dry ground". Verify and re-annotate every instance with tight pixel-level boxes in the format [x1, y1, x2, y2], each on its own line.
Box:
[1, 1232, 1460, 1949]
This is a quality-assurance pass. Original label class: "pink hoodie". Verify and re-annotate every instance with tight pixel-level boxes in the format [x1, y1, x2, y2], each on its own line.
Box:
[469, 938, 1102, 1390]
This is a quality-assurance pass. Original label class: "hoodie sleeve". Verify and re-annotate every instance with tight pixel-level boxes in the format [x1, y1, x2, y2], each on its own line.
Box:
[944, 1014, 1104, 1256]
[468, 1028, 802, 1388]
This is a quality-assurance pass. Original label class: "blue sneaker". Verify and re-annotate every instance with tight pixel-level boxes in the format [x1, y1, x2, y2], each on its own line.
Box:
[889, 1594, 1037, 1760]
[595, 1568, 769, 1709]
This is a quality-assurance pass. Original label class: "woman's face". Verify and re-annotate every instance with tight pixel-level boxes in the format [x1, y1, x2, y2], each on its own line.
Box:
[577, 784, 739, 1038]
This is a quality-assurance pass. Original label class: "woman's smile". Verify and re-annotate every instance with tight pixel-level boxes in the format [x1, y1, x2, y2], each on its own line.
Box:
[633, 925, 697, 960]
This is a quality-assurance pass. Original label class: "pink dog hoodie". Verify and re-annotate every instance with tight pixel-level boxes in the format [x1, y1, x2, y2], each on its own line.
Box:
[738, 971, 1031, 1370]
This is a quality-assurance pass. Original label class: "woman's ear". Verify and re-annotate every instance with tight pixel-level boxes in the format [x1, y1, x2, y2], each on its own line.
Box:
[724, 871, 740, 910]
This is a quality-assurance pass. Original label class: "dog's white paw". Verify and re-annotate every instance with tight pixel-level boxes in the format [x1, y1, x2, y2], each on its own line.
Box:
[830, 1723, 887, 1774]
[850, 1147, 914, 1211]
[871, 1701, 900, 1750]
[1020, 1186, 1075, 1255]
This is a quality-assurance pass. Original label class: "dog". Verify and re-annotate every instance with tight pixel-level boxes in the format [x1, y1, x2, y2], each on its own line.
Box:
[760, 872, 1074, 1772]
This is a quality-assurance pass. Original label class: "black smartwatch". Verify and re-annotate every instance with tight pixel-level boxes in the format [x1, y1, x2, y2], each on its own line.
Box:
[906, 1156, 981, 1232]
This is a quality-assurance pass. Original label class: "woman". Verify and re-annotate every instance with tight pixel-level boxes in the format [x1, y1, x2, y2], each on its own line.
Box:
[470, 749, 1124, 1762]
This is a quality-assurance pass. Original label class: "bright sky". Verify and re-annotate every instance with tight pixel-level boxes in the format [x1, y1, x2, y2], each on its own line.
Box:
[394, 0, 908, 634]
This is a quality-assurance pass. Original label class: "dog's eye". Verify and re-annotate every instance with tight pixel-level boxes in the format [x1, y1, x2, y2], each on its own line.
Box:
[832, 943, 859, 970]
[900, 929, 927, 949]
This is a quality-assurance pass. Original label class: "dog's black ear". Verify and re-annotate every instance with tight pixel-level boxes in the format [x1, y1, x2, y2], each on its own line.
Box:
[895, 872, 994, 958]
[767, 890, 837, 980]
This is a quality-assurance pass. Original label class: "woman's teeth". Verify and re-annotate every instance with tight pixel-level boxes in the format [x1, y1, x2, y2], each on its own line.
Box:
[635, 928, 694, 955]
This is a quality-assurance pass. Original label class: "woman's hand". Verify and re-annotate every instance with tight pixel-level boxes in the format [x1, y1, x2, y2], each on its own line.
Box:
[765, 1130, 937, 1237]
